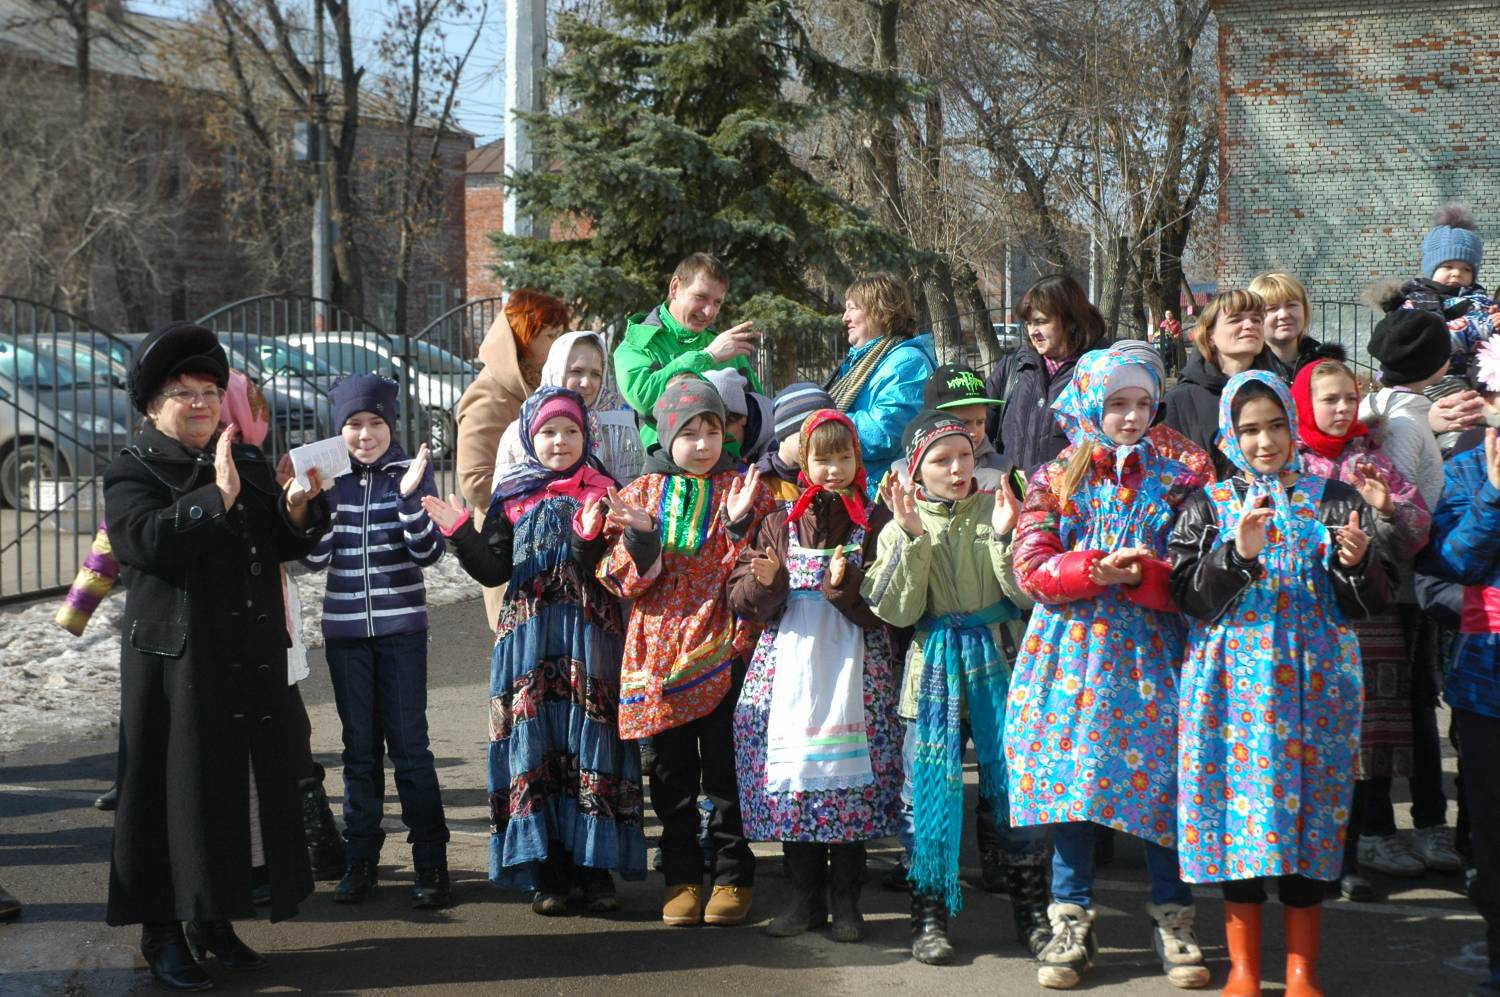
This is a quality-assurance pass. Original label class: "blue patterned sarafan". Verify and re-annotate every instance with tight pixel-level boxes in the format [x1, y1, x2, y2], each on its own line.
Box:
[1005, 348, 1206, 846]
[1175, 371, 1363, 883]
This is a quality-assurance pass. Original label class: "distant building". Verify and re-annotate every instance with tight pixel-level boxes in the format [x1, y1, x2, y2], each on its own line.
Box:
[1214, 0, 1499, 307]
[464, 140, 507, 301]
[0, 0, 471, 333]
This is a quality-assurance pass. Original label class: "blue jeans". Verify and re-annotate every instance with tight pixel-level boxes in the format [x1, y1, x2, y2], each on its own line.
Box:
[326, 631, 449, 869]
[898, 721, 1048, 858]
[1051, 820, 1192, 908]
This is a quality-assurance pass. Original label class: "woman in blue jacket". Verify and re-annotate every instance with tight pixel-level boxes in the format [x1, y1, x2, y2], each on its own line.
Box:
[827, 273, 937, 497]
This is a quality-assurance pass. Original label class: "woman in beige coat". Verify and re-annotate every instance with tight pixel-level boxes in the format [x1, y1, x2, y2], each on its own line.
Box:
[455, 289, 568, 626]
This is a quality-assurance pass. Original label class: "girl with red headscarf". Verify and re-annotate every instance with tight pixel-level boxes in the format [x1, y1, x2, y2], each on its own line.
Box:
[728, 409, 902, 945]
[1290, 357, 1431, 902]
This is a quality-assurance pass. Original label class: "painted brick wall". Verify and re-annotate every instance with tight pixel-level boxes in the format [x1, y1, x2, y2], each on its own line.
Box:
[465, 178, 507, 301]
[1215, 0, 1500, 312]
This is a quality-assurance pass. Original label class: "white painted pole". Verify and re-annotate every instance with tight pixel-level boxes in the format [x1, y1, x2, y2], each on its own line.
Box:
[503, 0, 546, 240]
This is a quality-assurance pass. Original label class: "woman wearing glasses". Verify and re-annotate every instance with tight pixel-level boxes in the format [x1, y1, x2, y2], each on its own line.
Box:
[103, 322, 330, 991]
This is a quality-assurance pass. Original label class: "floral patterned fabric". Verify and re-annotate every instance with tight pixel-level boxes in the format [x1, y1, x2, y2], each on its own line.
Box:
[598, 470, 773, 740]
[1005, 348, 1207, 845]
[735, 520, 902, 843]
[1175, 371, 1364, 883]
[487, 493, 645, 889]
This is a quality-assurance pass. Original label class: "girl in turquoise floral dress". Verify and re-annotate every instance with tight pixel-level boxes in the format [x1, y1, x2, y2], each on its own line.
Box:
[1168, 371, 1389, 997]
[1004, 346, 1210, 991]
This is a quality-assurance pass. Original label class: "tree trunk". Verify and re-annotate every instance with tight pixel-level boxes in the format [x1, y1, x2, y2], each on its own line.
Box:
[956, 263, 1003, 370]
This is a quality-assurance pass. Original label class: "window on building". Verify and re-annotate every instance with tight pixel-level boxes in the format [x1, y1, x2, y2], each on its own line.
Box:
[426, 282, 447, 322]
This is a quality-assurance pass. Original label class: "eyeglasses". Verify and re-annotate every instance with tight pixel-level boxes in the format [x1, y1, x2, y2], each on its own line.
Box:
[159, 387, 226, 406]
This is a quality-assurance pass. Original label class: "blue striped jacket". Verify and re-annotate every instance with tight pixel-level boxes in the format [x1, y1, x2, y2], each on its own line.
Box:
[303, 441, 443, 639]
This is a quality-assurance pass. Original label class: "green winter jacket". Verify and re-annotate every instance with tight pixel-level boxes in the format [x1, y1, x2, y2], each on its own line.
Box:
[613, 303, 763, 452]
[859, 487, 1032, 720]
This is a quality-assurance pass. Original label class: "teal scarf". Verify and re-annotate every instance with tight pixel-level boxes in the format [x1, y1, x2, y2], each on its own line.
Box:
[909, 600, 1020, 914]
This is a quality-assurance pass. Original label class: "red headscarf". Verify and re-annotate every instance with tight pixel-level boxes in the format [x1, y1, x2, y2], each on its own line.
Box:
[1290, 359, 1368, 460]
[786, 409, 869, 528]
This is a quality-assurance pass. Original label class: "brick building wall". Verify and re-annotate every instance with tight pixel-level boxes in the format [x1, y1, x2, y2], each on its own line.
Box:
[1215, 0, 1500, 315]
[464, 140, 507, 301]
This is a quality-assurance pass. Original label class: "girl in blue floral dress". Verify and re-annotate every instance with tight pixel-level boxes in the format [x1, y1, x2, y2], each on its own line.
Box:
[730, 409, 902, 944]
[1168, 371, 1389, 997]
[1004, 346, 1210, 990]
[427, 387, 647, 915]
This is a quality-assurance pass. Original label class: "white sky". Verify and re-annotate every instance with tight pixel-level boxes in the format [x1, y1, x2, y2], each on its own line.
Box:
[130, 0, 508, 143]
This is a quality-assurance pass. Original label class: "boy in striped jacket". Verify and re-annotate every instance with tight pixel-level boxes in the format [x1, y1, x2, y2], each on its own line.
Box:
[304, 374, 452, 908]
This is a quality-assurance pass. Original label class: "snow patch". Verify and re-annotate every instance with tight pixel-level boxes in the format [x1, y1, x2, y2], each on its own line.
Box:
[0, 553, 483, 752]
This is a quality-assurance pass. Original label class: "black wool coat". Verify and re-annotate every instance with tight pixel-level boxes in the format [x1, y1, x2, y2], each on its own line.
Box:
[103, 424, 329, 925]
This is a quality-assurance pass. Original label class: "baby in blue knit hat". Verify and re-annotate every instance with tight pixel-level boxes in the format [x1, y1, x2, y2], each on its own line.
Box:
[1385, 204, 1500, 373]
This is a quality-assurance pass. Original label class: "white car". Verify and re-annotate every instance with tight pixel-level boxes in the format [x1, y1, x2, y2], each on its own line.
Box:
[284, 332, 475, 458]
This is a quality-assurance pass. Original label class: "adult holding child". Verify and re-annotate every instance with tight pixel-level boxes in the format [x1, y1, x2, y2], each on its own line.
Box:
[614, 252, 764, 454]
[104, 322, 329, 990]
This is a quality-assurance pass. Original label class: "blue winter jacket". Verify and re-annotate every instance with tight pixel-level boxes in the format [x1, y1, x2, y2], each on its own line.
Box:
[303, 441, 444, 640]
[833, 332, 938, 498]
[1415, 442, 1500, 720]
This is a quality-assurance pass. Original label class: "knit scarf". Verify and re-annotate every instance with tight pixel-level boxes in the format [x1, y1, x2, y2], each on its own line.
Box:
[909, 600, 1020, 915]
[828, 335, 900, 411]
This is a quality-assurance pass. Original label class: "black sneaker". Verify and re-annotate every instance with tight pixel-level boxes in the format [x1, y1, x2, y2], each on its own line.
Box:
[334, 859, 378, 903]
[411, 867, 452, 909]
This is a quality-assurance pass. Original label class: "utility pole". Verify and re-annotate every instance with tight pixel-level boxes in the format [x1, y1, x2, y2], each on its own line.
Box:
[311, 0, 332, 328]
[504, 0, 546, 241]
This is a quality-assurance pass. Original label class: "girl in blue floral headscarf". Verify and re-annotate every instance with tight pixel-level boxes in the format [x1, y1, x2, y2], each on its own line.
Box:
[1167, 370, 1389, 997]
[1004, 346, 1211, 990]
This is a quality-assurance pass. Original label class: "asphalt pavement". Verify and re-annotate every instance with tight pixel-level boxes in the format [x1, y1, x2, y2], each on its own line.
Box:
[0, 598, 1488, 995]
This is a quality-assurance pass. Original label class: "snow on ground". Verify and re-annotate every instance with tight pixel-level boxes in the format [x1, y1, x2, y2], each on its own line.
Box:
[0, 553, 482, 752]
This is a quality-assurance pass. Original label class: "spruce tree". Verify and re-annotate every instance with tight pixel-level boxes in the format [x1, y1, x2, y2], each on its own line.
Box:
[491, 0, 913, 385]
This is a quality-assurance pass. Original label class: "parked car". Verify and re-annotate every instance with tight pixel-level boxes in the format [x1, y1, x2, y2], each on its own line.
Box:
[118, 333, 334, 457]
[0, 338, 134, 510]
[284, 332, 474, 458]
[991, 323, 1023, 352]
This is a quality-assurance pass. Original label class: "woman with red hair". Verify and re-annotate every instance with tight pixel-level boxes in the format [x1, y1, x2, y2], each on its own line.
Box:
[456, 288, 570, 627]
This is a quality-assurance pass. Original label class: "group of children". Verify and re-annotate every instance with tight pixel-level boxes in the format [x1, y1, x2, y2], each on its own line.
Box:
[250, 204, 1500, 997]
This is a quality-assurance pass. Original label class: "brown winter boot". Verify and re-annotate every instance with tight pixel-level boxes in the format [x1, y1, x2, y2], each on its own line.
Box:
[1283, 903, 1324, 997]
[1221, 901, 1262, 997]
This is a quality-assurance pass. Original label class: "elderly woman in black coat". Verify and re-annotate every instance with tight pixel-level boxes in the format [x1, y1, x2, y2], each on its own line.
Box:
[104, 323, 329, 991]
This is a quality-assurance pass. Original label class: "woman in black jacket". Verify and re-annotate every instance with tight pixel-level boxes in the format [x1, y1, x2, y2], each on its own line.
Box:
[104, 323, 329, 991]
[984, 274, 1106, 482]
[1162, 289, 1280, 478]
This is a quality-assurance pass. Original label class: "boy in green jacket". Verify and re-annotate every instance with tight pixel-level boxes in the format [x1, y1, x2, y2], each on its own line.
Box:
[614, 252, 763, 452]
[861, 410, 1050, 967]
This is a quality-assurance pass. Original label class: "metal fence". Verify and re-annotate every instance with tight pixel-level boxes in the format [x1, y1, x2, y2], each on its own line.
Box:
[0, 291, 1387, 603]
[0, 293, 489, 603]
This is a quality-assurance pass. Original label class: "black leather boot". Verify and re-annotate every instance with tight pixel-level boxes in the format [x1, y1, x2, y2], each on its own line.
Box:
[1000, 852, 1053, 956]
[185, 920, 266, 970]
[334, 858, 379, 903]
[828, 842, 866, 943]
[411, 866, 452, 909]
[299, 775, 346, 881]
[766, 842, 826, 937]
[141, 922, 213, 991]
[910, 892, 955, 965]
[94, 784, 119, 811]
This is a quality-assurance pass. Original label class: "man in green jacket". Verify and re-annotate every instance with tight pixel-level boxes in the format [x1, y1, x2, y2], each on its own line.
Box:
[615, 252, 764, 452]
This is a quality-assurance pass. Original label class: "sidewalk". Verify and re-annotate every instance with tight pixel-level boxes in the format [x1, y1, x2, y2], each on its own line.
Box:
[0, 598, 1487, 995]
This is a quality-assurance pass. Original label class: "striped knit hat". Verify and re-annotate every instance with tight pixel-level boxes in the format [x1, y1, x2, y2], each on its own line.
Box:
[902, 409, 972, 482]
[772, 381, 835, 442]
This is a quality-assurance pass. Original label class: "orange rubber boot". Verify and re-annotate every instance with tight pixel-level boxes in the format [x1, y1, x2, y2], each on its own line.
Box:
[1221, 901, 1262, 997]
[1283, 903, 1324, 997]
